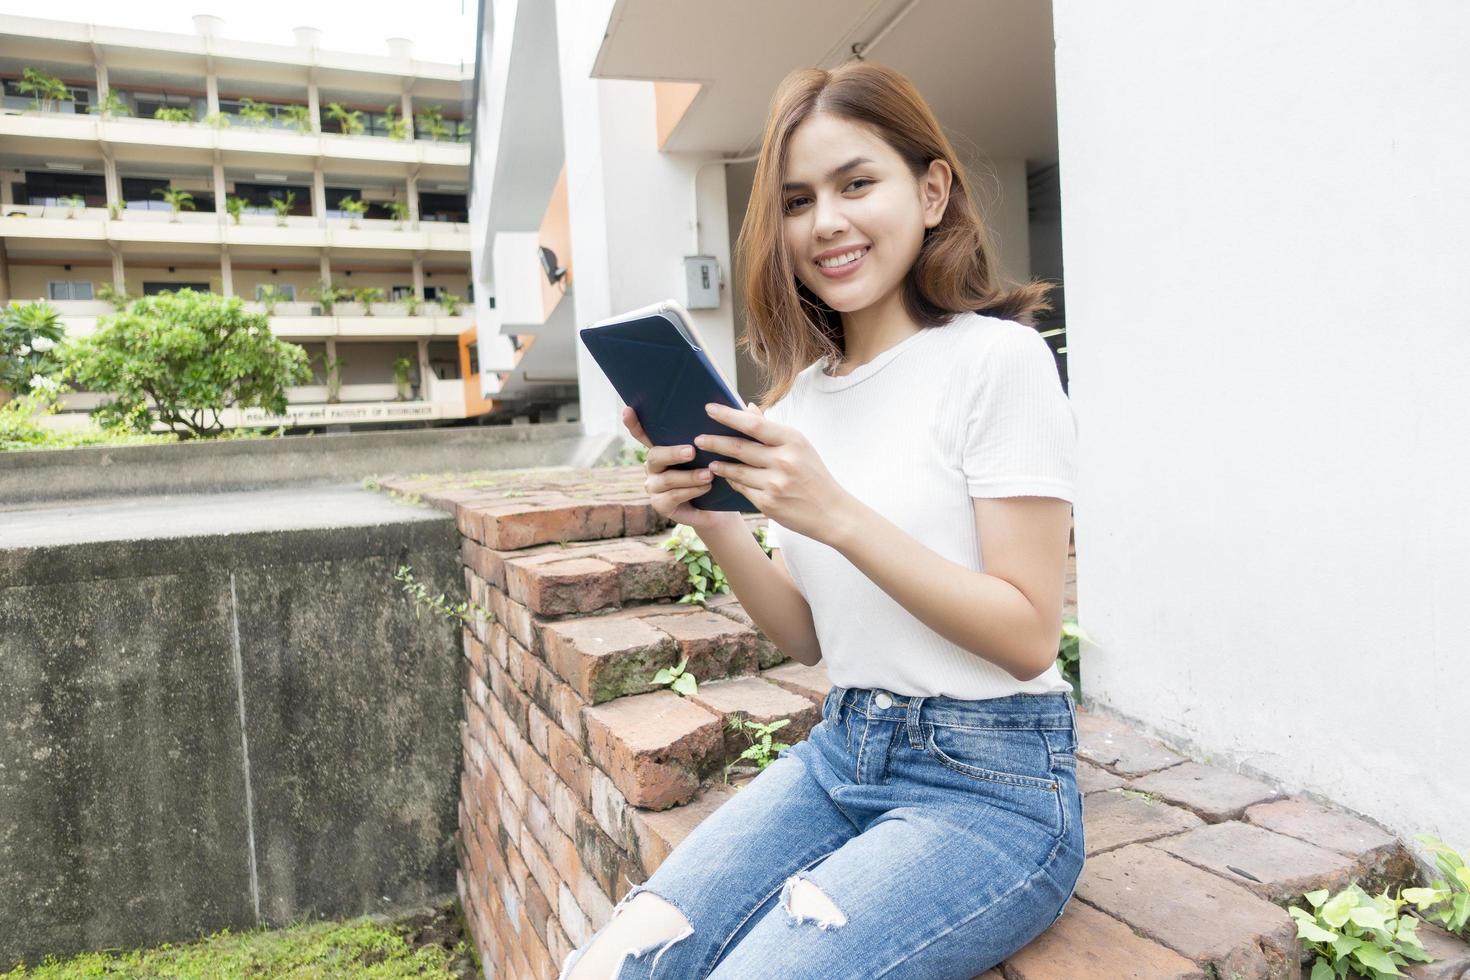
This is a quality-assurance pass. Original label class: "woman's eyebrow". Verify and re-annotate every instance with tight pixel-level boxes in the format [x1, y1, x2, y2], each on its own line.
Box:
[782, 157, 874, 192]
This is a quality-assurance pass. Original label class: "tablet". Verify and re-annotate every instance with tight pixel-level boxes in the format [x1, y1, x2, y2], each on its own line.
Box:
[579, 299, 760, 512]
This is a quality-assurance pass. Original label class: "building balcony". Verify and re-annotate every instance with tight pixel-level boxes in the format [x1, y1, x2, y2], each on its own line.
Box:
[0, 206, 471, 253]
[0, 109, 470, 170]
[45, 300, 470, 340]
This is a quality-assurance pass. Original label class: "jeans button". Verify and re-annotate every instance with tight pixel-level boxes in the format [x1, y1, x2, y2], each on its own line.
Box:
[874, 692, 893, 709]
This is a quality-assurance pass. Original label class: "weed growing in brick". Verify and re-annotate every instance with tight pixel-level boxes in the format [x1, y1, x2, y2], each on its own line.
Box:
[1058, 617, 1089, 698]
[662, 523, 773, 605]
[394, 564, 492, 627]
[1403, 834, 1470, 936]
[724, 715, 792, 783]
[651, 656, 698, 697]
[1289, 883, 1434, 979]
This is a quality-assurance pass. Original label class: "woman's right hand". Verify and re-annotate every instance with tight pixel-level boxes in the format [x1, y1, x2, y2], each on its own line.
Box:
[622, 406, 731, 532]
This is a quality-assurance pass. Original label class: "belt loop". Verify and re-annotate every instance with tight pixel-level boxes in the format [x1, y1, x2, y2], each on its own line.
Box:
[905, 696, 927, 749]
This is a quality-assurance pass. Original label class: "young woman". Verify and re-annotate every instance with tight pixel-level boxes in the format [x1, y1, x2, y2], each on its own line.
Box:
[562, 61, 1083, 980]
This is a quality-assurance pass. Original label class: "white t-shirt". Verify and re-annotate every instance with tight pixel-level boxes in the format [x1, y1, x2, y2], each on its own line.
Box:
[763, 311, 1078, 700]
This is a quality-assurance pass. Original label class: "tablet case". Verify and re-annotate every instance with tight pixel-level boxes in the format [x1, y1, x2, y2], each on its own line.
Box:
[579, 300, 760, 512]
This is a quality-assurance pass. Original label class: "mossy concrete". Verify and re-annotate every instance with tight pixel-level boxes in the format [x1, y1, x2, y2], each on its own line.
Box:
[0, 487, 465, 970]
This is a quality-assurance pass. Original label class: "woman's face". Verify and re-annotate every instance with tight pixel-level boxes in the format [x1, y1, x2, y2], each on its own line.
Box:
[780, 111, 949, 316]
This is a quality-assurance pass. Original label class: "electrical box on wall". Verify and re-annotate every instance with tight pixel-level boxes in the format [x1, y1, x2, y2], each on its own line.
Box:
[683, 255, 721, 309]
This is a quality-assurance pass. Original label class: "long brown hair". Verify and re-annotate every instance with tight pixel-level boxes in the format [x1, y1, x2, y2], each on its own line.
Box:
[736, 62, 1053, 408]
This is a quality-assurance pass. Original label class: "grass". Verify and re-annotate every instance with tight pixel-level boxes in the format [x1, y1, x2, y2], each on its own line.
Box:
[1, 904, 474, 979]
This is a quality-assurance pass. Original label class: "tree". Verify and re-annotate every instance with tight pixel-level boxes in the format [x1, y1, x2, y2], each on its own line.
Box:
[325, 102, 365, 135]
[17, 67, 69, 112]
[1, 301, 65, 396]
[65, 289, 310, 437]
[153, 186, 196, 221]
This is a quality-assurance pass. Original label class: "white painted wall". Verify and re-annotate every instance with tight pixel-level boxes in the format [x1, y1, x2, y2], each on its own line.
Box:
[1053, 0, 1470, 848]
[556, 0, 739, 441]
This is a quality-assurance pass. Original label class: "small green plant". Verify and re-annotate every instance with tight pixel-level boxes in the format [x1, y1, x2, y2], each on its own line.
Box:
[236, 97, 273, 127]
[415, 104, 451, 141]
[393, 564, 492, 626]
[1058, 618, 1090, 700]
[383, 103, 412, 140]
[107, 200, 122, 220]
[271, 191, 296, 226]
[326, 101, 365, 135]
[87, 88, 129, 118]
[18, 67, 69, 112]
[385, 199, 410, 227]
[322, 354, 345, 402]
[610, 442, 650, 467]
[282, 104, 313, 133]
[1, 301, 64, 396]
[152, 186, 196, 222]
[338, 196, 368, 228]
[652, 657, 698, 697]
[1403, 834, 1470, 936]
[392, 355, 415, 400]
[255, 284, 289, 315]
[355, 286, 384, 316]
[203, 111, 230, 129]
[58, 194, 85, 218]
[95, 282, 132, 310]
[436, 292, 463, 317]
[402, 293, 421, 317]
[724, 715, 792, 782]
[153, 105, 195, 124]
[310, 281, 339, 315]
[1289, 884, 1434, 980]
[224, 195, 247, 225]
[662, 524, 728, 604]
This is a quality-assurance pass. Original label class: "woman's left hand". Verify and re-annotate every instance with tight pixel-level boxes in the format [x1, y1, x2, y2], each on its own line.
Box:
[696, 401, 853, 544]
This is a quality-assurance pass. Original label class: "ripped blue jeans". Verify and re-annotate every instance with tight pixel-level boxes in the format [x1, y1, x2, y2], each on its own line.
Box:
[558, 686, 1086, 979]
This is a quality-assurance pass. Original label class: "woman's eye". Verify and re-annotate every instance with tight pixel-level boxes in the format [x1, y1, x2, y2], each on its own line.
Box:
[846, 178, 873, 191]
[783, 196, 810, 214]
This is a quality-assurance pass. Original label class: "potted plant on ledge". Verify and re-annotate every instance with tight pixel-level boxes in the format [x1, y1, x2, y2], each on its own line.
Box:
[271, 191, 295, 227]
[392, 356, 415, 401]
[338, 196, 368, 229]
[355, 286, 384, 316]
[153, 186, 196, 222]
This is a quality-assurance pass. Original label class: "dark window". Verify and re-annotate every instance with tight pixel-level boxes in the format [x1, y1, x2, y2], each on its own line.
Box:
[231, 182, 312, 216]
[467, 342, 479, 376]
[418, 192, 467, 223]
[133, 92, 199, 120]
[428, 341, 461, 380]
[22, 171, 106, 207]
[142, 282, 211, 295]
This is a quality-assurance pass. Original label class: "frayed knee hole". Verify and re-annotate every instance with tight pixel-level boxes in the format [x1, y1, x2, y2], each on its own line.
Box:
[782, 876, 847, 929]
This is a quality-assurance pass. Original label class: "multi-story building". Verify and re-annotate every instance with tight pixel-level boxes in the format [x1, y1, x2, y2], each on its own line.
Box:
[0, 13, 533, 430]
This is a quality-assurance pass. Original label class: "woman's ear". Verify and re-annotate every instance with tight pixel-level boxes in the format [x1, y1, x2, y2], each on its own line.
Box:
[922, 158, 953, 229]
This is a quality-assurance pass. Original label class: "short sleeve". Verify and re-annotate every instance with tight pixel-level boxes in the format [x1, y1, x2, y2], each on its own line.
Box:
[961, 325, 1078, 502]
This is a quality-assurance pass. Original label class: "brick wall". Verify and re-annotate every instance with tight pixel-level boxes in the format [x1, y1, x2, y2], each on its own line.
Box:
[380, 466, 831, 979]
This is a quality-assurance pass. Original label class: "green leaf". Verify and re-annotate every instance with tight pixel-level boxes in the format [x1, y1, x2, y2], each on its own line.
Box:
[1321, 890, 1357, 929]
[1348, 905, 1387, 931]
[1310, 959, 1334, 980]
[1292, 915, 1338, 944]
[1349, 944, 1402, 975]
[652, 668, 674, 685]
[671, 672, 698, 697]
[1304, 889, 1331, 909]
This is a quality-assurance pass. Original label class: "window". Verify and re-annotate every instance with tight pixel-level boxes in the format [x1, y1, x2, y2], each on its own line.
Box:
[390, 285, 415, 300]
[467, 342, 479, 376]
[418, 192, 467, 224]
[47, 280, 94, 301]
[23, 171, 106, 207]
[231, 182, 312, 216]
[256, 284, 296, 301]
[143, 282, 210, 296]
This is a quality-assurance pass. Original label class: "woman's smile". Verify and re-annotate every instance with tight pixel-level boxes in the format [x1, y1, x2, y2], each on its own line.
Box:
[815, 244, 870, 279]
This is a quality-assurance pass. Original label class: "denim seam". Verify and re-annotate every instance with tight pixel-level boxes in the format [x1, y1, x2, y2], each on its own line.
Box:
[924, 727, 1062, 794]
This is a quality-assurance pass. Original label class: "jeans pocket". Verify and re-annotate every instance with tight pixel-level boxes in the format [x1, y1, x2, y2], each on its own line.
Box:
[924, 726, 1061, 793]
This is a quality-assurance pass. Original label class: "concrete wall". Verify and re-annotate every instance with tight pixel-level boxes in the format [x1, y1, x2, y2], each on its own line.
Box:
[0, 422, 619, 505]
[0, 503, 464, 970]
[1053, 0, 1470, 847]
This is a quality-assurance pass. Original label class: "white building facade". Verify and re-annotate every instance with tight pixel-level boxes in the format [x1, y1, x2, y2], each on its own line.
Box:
[0, 14, 508, 429]
[470, 0, 1468, 852]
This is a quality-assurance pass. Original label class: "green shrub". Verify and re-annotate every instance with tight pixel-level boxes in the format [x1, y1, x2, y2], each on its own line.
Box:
[64, 289, 310, 437]
[1, 301, 64, 396]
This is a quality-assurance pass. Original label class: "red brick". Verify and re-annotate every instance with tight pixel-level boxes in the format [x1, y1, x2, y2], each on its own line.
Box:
[1407, 921, 1470, 979]
[1128, 761, 1282, 823]
[1243, 798, 1408, 881]
[703, 594, 785, 668]
[523, 876, 552, 945]
[629, 782, 739, 876]
[1147, 820, 1361, 903]
[1075, 707, 1187, 776]
[689, 675, 821, 760]
[584, 690, 725, 810]
[505, 553, 622, 615]
[586, 541, 689, 600]
[1076, 843, 1298, 979]
[637, 609, 762, 680]
[542, 615, 680, 703]
[478, 498, 625, 550]
[761, 659, 831, 704]
[547, 723, 592, 809]
[1003, 899, 1206, 979]
[1082, 787, 1205, 855]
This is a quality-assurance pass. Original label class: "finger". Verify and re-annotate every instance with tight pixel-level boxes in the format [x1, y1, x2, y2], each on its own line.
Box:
[705, 402, 783, 445]
[622, 406, 652, 447]
[655, 466, 713, 492]
[693, 432, 773, 465]
[647, 444, 696, 472]
[708, 459, 769, 490]
[664, 482, 712, 505]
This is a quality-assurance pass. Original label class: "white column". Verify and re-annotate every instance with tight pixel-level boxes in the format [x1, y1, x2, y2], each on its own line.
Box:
[554, 0, 738, 439]
[412, 255, 425, 299]
[307, 71, 322, 133]
[406, 171, 420, 226]
[219, 247, 234, 296]
[319, 252, 332, 287]
[205, 62, 220, 117]
[400, 91, 414, 135]
[101, 151, 120, 213]
[416, 337, 430, 399]
[212, 158, 227, 227]
[110, 246, 125, 292]
[94, 60, 109, 104]
[312, 165, 327, 227]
